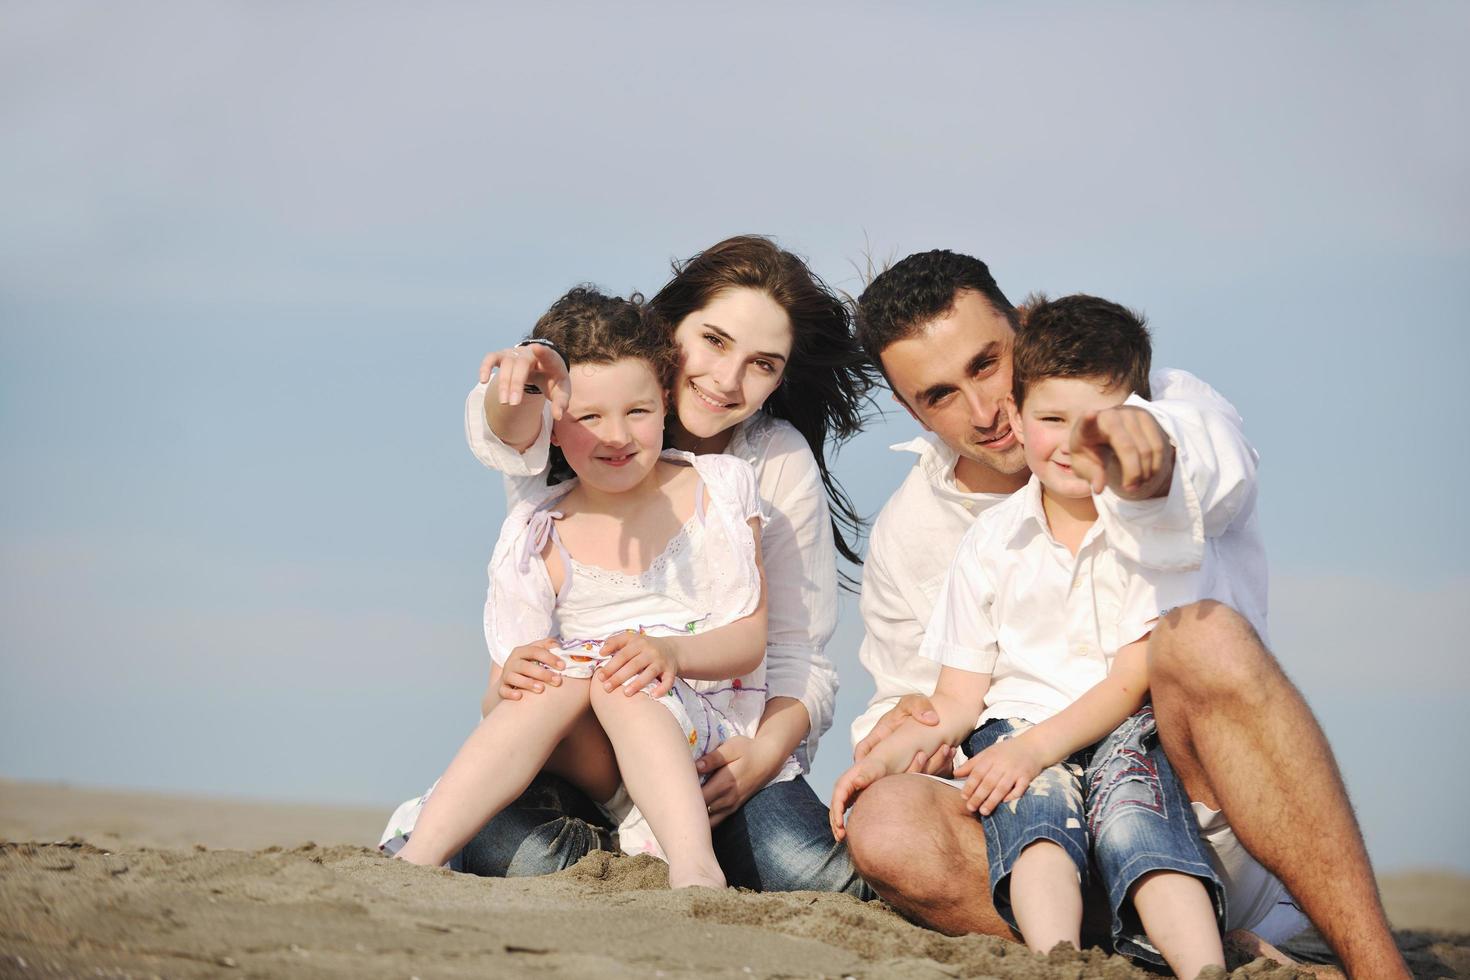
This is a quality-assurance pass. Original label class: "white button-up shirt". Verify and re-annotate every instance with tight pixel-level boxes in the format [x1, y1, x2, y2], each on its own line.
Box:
[465, 384, 840, 773]
[919, 474, 1199, 725]
[850, 367, 1264, 746]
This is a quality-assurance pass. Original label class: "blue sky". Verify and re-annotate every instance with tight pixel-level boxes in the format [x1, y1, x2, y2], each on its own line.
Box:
[3, 2, 1467, 873]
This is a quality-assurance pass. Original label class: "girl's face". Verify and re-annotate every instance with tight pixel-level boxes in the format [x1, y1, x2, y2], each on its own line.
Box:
[671, 287, 794, 442]
[551, 357, 667, 494]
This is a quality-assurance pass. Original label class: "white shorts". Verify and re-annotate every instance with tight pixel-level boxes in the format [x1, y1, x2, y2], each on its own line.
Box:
[1192, 802, 1310, 942]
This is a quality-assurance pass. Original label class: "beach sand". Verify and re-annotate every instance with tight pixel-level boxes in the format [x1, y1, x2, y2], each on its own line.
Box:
[2, 779, 1465, 978]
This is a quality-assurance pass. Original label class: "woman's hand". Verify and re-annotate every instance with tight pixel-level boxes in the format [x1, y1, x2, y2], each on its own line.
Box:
[499, 638, 565, 701]
[479, 343, 572, 420]
[695, 735, 784, 827]
[595, 632, 679, 698]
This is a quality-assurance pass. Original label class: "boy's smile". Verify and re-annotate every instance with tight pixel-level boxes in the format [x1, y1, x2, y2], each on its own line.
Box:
[1011, 375, 1134, 501]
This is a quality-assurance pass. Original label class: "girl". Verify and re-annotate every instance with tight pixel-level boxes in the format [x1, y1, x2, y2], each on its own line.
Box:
[394, 288, 774, 888]
[460, 236, 876, 891]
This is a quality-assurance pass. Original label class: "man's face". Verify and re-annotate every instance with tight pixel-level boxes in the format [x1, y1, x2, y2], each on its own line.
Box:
[879, 289, 1028, 489]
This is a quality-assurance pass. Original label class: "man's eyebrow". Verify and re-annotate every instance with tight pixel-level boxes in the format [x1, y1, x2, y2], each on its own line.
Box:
[914, 381, 955, 405]
[704, 323, 788, 363]
[965, 341, 1003, 375]
[912, 342, 1004, 405]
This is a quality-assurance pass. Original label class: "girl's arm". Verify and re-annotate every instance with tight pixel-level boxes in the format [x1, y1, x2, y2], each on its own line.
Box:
[955, 638, 1150, 815]
[595, 516, 769, 690]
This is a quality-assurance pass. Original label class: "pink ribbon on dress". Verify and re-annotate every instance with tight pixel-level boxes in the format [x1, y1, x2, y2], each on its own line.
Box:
[519, 509, 564, 573]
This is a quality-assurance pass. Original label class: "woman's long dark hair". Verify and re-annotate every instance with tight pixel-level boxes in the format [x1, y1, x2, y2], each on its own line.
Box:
[650, 235, 879, 580]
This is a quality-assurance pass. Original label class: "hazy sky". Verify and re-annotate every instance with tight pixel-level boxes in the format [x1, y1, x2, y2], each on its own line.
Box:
[3, 2, 1467, 873]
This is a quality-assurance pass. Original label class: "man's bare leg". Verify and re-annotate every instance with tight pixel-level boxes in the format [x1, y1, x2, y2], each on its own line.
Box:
[843, 773, 1012, 937]
[1149, 600, 1407, 979]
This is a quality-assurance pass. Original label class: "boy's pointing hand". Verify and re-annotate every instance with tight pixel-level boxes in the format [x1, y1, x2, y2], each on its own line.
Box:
[1069, 406, 1174, 500]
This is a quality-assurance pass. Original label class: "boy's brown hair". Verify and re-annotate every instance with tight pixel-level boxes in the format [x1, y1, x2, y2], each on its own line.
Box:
[1012, 293, 1153, 407]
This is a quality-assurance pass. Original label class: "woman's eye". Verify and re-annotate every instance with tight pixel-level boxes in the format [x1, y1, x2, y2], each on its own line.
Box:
[577, 414, 599, 423]
[704, 333, 724, 349]
[754, 359, 776, 374]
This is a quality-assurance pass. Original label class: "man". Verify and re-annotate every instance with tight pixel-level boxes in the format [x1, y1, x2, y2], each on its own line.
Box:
[843, 249, 1407, 978]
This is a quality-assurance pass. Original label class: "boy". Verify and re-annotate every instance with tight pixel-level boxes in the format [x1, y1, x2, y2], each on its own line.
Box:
[832, 294, 1225, 977]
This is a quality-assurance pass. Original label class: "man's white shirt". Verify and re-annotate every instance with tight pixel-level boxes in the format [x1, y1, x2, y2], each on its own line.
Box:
[851, 367, 1265, 746]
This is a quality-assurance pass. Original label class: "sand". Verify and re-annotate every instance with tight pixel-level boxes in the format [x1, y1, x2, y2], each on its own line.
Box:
[1, 779, 1466, 979]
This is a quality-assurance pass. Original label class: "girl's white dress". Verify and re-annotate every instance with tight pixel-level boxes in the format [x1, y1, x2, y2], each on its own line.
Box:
[381, 450, 797, 859]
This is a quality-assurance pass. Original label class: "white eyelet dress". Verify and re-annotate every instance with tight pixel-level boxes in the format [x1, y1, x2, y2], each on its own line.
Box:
[381, 450, 798, 860]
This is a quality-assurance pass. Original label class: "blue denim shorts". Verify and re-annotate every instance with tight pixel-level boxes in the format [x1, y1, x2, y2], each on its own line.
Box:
[964, 705, 1225, 965]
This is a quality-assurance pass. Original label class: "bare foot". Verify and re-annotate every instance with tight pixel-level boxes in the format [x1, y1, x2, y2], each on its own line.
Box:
[668, 860, 726, 890]
[1224, 929, 1345, 978]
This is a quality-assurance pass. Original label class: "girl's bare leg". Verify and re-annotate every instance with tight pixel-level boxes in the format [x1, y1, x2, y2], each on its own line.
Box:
[543, 701, 621, 803]
[1130, 870, 1225, 980]
[398, 678, 591, 866]
[590, 685, 724, 888]
[1009, 841, 1082, 955]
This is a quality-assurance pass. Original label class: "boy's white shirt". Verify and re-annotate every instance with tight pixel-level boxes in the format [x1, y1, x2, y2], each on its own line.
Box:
[917, 473, 1201, 726]
[465, 383, 840, 773]
[851, 367, 1265, 746]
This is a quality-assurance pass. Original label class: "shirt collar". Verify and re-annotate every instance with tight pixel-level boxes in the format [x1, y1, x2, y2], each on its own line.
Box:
[890, 433, 1018, 506]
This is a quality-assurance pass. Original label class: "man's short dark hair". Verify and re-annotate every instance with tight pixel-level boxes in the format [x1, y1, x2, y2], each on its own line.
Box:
[854, 250, 1020, 381]
[1011, 294, 1152, 407]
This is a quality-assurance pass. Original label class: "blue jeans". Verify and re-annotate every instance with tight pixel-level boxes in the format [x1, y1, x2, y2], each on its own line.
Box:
[459, 773, 871, 897]
[965, 705, 1224, 965]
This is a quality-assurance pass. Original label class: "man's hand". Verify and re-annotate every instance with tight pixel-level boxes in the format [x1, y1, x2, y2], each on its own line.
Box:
[595, 632, 679, 699]
[695, 735, 782, 827]
[955, 734, 1047, 815]
[479, 344, 572, 420]
[828, 757, 889, 841]
[1068, 405, 1174, 500]
[854, 694, 941, 761]
[499, 638, 565, 700]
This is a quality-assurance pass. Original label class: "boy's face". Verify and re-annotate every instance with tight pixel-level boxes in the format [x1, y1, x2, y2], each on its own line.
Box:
[551, 357, 668, 494]
[879, 290, 1027, 489]
[1009, 376, 1132, 499]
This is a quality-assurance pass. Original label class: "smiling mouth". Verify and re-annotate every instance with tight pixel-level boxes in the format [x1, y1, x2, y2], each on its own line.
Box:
[974, 428, 1015, 449]
[596, 452, 636, 465]
[689, 380, 738, 411]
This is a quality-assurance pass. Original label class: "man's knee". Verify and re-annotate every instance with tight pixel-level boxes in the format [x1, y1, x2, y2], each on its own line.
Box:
[1151, 599, 1277, 701]
[846, 774, 971, 888]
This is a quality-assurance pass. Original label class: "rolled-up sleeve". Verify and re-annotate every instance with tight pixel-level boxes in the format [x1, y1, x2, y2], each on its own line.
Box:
[755, 426, 840, 773]
[1097, 377, 1258, 571]
[464, 382, 552, 477]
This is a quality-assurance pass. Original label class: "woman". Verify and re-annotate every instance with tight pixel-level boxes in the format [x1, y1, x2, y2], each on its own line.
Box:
[462, 235, 874, 892]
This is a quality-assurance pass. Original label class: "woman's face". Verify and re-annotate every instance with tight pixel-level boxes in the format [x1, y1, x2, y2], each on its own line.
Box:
[671, 287, 794, 442]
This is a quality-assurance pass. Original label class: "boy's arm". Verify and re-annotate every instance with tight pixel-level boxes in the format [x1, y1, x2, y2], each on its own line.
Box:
[830, 666, 990, 839]
[956, 639, 1150, 814]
